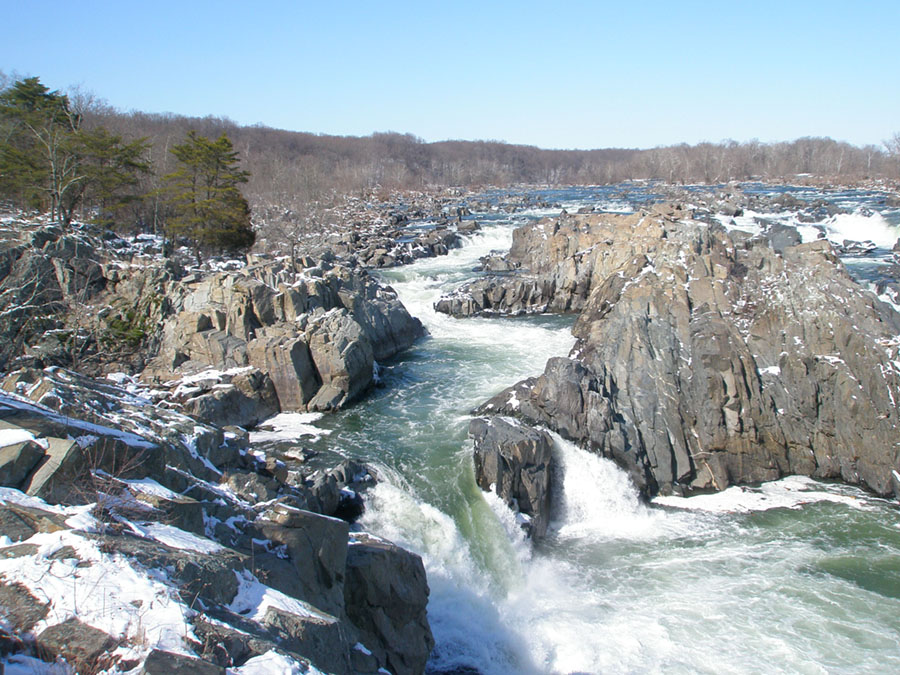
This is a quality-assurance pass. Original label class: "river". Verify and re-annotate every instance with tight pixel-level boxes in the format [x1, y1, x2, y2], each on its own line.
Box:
[267, 185, 900, 674]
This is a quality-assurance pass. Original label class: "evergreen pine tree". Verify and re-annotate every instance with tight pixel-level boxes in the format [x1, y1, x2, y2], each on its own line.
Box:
[0, 76, 150, 225]
[163, 131, 255, 257]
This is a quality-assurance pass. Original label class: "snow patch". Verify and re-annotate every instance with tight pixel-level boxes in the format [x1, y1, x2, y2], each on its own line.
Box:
[0, 428, 37, 448]
[227, 569, 332, 623]
[249, 412, 330, 444]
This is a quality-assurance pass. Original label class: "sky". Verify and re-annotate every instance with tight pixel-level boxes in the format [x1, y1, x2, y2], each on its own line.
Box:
[2, 1, 898, 150]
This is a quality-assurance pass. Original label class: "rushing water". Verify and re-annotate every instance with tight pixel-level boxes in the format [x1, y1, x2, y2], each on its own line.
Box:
[266, 187, 900, 674]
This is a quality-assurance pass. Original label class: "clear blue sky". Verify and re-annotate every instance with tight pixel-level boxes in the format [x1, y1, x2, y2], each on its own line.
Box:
[2, 1, 897, 150]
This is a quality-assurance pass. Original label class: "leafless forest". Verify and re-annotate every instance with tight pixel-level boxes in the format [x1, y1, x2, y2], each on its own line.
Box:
[81, 105, 900, 239]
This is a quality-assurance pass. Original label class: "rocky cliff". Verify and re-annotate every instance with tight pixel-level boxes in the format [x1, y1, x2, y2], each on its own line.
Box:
[0, 213, 441, 672]
[141, 255, 424, 414]
[0, 217, 426, 423]
[0, 367, 433, 673]
[455, 206, 900, 528]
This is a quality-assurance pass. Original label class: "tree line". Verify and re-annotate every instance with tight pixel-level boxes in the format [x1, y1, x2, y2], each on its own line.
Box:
[3, 73, 899, 249]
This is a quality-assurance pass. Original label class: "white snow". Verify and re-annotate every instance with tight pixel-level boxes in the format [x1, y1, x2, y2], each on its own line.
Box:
[0, 393, 156, 450]
[227, 651, 325, 674]
[0, 428, 37, 448]
[227, 569, 332, 623]
[135, 521, 224, 554]
[0, 525, 198, 655]
[119, 476, 182, 501]
[507, 390, 521, 409]
[249, 412, 330, 444]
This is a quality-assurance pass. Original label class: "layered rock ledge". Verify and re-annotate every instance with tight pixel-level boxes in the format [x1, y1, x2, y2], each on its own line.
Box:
[459, 206, 900, 522]
[142, 256, 424, 414]
[0, 367, 433, 673]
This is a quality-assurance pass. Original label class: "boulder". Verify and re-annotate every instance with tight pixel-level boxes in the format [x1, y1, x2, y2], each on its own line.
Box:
[305, 309, 375, 411]
[344, 532, 434, 675]
[23, 437, 86, 503]
[257, 506, 350, 616]
[36, 617, 117, 673]
[262, 607, 351, 675]
[469, 416, 554, 539]
[0, 439, 46, 489]
[0, 502, 69, 542]
[0, 581, 50, 631]
[180, 368, 280, 429]
[247, 334, 320, 410]
[140, 649, 225, 674]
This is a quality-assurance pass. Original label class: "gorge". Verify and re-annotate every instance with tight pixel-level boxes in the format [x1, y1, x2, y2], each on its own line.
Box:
[1, 182, 900, 674]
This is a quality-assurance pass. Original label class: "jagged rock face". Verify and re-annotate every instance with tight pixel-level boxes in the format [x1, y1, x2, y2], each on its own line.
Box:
[344, 532, 434, 675]
[0, 227, 104, 371]
[145, 260, 423, 414]
[436, 209, 668, 317]
[0, 369, 435, 673]
[469, 416, 553, 539]
[474, 208, 900, 499]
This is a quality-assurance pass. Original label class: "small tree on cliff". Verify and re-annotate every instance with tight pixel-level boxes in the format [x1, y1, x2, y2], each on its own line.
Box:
[163, 130, 255, 259]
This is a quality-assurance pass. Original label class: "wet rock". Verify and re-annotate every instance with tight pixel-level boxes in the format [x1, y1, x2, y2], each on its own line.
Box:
[469, 416, 553, 539]
[344, 532, 434, 675]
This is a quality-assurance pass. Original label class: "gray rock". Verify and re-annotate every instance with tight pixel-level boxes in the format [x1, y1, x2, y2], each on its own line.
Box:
[765, 222, 802, 253]
[141, 649, 225, 675]
[180, 369, 280, 429]
[262, 607, 351, 675]
[145, 259, 421, 414]
[0, 581, 49, 631]
[258, 507, 349, 616]
[21, 436, 87, 503]
[0, 502, 68, 542]
[306, 309, 375, 411]
[0, 439, 45, 489]
[36, 617, 117, 673]
[344, 532, 434, 675]
[130, 490, 205, 535]
[472, 209, 900, 500]
[247, 334, 320, 410]
[469, 416, 554, 539]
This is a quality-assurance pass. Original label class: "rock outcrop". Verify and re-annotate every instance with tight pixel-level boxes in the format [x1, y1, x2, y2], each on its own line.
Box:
[0, 367, 434, 673]
[345, 532, 434, 675]
[469, 416, 553, 539]
[144, 258, 424, 414]
[0, 218, 427, 421]
[466, 207, 900, 502]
